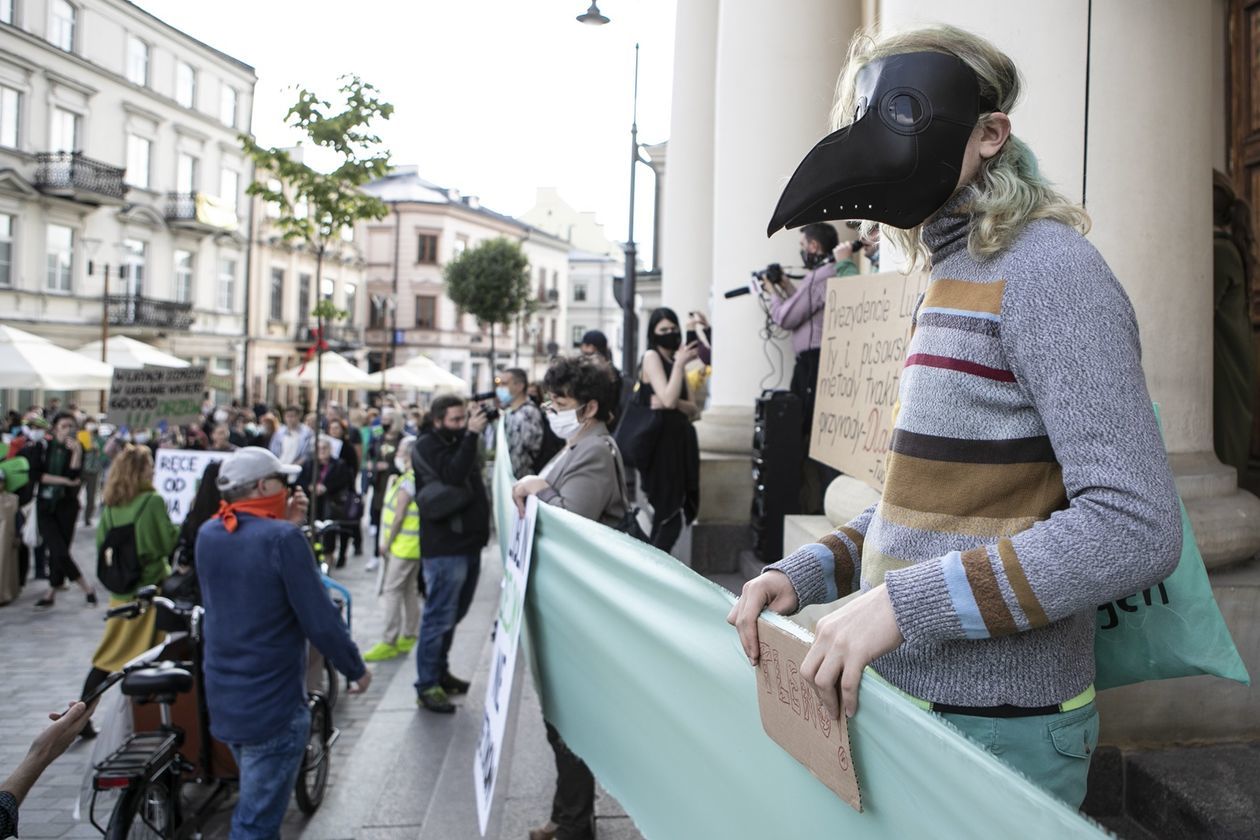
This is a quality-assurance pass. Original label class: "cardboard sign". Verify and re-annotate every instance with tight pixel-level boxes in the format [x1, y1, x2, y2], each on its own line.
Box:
[809, 271, 928, 491]
[474, 493, 538, 835]
[107, 366, 208, 432]
[153, 449, 228, 524]
[755, 618, 861, 812]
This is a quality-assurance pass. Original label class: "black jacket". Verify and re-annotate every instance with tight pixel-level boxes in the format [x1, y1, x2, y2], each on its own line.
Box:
[412, 426, 489, 556]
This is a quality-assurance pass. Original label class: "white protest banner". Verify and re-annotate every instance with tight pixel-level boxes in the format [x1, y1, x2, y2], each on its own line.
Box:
[107, 366, 208, 431]
[474, 493, 537, 835]
[810, 271, 928, 491]
[154, 450, 228, 524]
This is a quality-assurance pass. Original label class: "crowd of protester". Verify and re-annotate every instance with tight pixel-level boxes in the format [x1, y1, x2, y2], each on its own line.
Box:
[0, 326, 714, 839]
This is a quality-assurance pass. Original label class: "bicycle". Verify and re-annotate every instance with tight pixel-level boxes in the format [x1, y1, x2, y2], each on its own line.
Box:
[88, 585, 341, 836]
[303, 518, 358, 712]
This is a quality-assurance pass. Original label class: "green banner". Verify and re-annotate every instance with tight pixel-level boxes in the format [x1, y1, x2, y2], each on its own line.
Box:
[492, 435, 1108, 839]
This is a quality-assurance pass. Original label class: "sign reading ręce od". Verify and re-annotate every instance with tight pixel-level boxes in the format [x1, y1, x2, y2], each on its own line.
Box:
[474, 493, 538, 835]
[153, 450, 228, 524]
[107, 366, 208, 431]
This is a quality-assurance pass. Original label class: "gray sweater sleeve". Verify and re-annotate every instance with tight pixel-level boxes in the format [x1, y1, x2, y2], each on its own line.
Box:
[766, 502, 877, 611]
[883, 234, 1182, 643]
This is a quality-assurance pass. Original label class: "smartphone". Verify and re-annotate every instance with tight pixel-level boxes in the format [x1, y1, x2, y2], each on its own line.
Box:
[81, 670, 126, 706]
[685, 329, 699, 345]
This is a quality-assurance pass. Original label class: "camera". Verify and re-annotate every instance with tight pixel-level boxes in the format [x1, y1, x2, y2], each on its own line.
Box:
[752, 262, 785, 286]
[470, 391, 501, 423]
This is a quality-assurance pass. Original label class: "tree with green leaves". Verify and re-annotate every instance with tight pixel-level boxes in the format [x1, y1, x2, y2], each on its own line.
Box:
[444, 237, 533, 378]
[241, 75, 391, 515]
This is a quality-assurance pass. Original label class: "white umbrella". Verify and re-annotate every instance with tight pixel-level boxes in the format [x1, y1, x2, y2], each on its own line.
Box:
[274, 352, 374, 388]
[76, 336, 191, 370]
[397, 354, 469, 392]
[0, 325, 114, 390]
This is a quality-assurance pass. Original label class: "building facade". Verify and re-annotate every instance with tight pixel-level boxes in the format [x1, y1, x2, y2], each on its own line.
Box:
[358, 167, 570, 393]
[243, 156, 367, 409]
[0, 0, 255, 409]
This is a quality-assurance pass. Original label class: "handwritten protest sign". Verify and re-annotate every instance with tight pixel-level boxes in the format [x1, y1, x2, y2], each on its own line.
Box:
[755, 618, 861, 812]
[154, 449, 228, 524]
[474, 494, 537, 835]
[810, 271, 928, 491]
[107, 366, 208, 431]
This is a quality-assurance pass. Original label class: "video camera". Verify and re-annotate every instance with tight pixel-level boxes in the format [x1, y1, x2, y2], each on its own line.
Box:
[725, 262, 805, 299]
[470, 391, 501, 423]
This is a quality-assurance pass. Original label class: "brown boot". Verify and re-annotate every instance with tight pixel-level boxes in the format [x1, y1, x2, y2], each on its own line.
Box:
[528, 821, 558, 840]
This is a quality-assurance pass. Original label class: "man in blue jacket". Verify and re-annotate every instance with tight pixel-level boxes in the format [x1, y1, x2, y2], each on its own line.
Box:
[197, 447, 370, 839]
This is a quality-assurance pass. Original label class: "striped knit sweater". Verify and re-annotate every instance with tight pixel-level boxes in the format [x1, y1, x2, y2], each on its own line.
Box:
[769, 194, 1183, 707]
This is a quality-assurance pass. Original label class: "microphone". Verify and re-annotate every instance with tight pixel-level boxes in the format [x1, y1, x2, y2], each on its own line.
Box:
[724, 285, 752, 299]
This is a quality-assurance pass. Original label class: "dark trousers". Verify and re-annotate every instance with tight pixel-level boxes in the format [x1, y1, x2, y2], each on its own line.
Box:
[440, 552, 481, 666]
[39, 500, 81, 587]
[544, 720, 595, 839]
[81, 471, 101, 524]
[648, 507, 684, 553]
[322, 530, 351, 567]
[790, 348, 839, 514]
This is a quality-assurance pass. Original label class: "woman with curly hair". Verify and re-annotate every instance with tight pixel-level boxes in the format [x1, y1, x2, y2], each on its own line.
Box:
[77, 445, 179, 735]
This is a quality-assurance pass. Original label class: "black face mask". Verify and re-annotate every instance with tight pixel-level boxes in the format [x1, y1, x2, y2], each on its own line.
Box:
[653, 332, 682, 352]
[437, 427, 463, 444]
[767, 52, 996, 234]
[800, 248, 829, 269]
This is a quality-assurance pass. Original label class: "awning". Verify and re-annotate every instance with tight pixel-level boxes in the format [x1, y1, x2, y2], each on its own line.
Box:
[0, 325, 114, 390]
[76, 336, 191, 370]
[274, 352, 375, 388]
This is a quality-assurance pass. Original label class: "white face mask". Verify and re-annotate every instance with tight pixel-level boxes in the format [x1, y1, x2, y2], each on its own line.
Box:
[27, 428, 45, 442]
[394, 456, 409, 473]
[547, 408, 583, 441]
[213, 409, 229, 424]
[133, 431, 151, 445]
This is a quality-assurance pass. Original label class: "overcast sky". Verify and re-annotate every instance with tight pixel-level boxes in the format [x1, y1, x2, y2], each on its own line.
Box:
[137, 0, 677, 257]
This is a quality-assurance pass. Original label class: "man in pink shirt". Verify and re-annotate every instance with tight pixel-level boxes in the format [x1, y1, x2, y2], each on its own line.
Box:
[761, 221, 857, 511]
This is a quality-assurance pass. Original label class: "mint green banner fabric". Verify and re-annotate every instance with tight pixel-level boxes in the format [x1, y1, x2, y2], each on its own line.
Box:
[492, 436, 1108, 839]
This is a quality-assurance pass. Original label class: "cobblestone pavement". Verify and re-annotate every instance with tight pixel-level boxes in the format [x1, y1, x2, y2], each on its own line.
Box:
[0, 509, 643, 839]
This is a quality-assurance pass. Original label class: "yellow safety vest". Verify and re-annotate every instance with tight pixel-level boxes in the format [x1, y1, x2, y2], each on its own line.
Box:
[381, 470, 420, 560]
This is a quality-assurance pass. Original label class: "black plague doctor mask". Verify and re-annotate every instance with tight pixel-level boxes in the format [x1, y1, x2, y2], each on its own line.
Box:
[767, 51, 997, 235]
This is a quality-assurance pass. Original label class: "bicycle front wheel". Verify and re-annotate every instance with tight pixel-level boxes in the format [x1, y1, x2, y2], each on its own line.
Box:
[294, 692, 332, 814]
[104, 776, 178, 839]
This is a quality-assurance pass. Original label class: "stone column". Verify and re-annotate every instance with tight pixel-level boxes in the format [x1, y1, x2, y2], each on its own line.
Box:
[659, 0, 718, 322]
[697, 0, 863, 461]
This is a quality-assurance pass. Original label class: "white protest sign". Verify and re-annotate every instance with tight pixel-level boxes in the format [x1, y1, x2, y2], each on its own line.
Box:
[474, 493, 538, 835]
[154, 449, 229, 524]
[810, 271, 929, 491]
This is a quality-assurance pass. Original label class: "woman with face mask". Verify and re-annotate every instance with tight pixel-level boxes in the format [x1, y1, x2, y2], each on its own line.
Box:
[31, 413, 96, 608]
[633, 307, 703, 553]
[510, 354, 628, 840]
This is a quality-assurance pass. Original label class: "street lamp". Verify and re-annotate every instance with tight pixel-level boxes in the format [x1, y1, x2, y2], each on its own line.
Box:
[84, 238, 124, 412]
[576, 2, 609, 25]
[372, 293, 397, 398]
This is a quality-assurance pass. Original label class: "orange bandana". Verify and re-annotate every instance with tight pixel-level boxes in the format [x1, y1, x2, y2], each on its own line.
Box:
[214, 490, 287, 533]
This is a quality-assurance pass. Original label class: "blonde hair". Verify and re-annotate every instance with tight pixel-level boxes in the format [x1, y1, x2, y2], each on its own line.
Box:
[831, 24, 1089, 271]
[102, 444, 155, 507]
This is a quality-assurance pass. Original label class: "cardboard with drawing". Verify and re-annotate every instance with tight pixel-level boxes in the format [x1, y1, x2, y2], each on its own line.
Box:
[755, 617, 862, 812]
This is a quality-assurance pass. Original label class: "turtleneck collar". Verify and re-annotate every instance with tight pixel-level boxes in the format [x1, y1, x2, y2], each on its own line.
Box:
[920, 188, 974, 263]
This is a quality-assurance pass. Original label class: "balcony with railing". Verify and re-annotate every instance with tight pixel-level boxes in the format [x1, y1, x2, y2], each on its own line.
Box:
[34, 152, 127, 206]
[296, 322, 362, 348]
[108, 295, 194, 330]
[165, 192, 239, 233]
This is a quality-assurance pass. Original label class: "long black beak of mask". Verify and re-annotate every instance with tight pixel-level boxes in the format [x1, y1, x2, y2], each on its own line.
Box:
[767, 51, 996, 235]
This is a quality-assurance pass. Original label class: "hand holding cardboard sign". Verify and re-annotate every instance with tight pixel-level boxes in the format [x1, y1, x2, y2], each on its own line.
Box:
[726, 570, 800, 664]
[801, 584, 903, 720]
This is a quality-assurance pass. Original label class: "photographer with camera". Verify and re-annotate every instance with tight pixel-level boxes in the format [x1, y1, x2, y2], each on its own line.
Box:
[761, 221, 856, 512]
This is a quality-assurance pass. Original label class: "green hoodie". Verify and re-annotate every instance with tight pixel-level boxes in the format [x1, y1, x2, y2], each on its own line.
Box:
[96, 490, 179, 597]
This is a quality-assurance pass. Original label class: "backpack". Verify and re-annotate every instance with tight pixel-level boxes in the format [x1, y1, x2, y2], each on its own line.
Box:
[97, 494, 156, 595]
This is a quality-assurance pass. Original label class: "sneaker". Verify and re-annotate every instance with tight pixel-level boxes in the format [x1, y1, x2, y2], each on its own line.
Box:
[528, 821, 559, 840]
[85, 590, 98, 607]
[363, 641, 399, 662]
[397, 635, 417, 654]
[440, 671, 470, 695]
[417, 686, 455, 714]
[364, 556, 380, 572]
[34, 595, 54, 609]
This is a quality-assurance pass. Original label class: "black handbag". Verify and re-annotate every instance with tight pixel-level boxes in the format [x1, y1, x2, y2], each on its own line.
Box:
[412, 444, 475, 522]
[97, 494, 155, 595]
[613, 380, 663, 471]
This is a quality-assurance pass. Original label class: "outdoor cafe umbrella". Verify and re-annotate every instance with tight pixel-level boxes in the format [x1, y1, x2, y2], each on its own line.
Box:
[383, 354, 469, 393]
[76, 335, 190, 370]
[274, 352, 375, 388]
[0, 324, 114, 390]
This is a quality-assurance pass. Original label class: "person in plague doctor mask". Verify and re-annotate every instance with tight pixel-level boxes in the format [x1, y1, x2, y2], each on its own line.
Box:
[511, 353, 628, 840]
[728, 24, 1182, 808]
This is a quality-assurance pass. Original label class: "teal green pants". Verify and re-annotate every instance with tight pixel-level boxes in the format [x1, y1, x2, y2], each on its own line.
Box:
[937, 702, 1099, 808]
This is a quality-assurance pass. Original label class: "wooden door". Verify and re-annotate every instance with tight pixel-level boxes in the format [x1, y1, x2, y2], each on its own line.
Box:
[1228, 0, 1260, 474]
